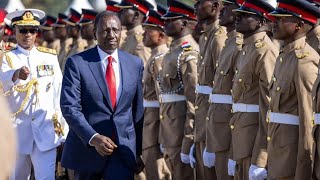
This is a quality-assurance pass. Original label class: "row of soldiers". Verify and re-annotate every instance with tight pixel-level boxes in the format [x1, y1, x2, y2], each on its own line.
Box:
[2, 0, 320, 179]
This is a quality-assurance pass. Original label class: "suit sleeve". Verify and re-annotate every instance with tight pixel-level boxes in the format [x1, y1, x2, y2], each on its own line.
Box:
[251, 48, 277, 168]
[294, 57, 318, 180]
[180, 51, 198, 155]
[60, 57, 97, 145]
[133, 59, 144, 156]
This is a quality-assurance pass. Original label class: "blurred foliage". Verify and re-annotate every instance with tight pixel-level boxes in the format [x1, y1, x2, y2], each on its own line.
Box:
[17, 0, 195, 16]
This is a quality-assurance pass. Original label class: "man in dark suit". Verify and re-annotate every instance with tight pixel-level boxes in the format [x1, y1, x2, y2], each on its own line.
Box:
[60, 11, 144, 180]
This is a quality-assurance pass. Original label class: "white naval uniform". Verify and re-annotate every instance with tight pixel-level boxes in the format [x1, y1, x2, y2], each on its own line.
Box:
[0, 45, 68, 180]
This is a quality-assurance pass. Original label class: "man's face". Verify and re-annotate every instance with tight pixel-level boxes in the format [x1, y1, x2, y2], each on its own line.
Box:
[81, 23, 95, 40]
[273, 16, 299, 40]
[219, 3, 238, 26]
[15, 26, 38, 50]
[164, 18, 184, 37]
[119, 8, 136, 27]
[42, 29, 55, 42]
[143, 26, 162, 47]
[94, 16, 121, 53]
[54, 26, 67, 40]
[235, 13, 261, 34]
[195, 0, 215, 21]
[67, 24, 80, 38]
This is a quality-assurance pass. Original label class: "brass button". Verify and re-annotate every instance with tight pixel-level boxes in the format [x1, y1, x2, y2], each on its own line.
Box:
[212, 81, 215, 85]
[216, 63, 219, 67]
[313, 96, 316, 100]
[202, 62, 205, 65]
[205, 36, 208, 41]
[165, 74, 169, 77]
[230, 89, 233, 93]
[220, 71, 224, 74]
[206, 117, 209, 121]
[266, 118, 270, 123]
[267, 136, 271, 141]
[235, 70, 238, 74]
[273, 76, 276, 82]
[276, 86, 281, 91]
[280, 57, 283, 63]
[160, 115, 164, 120]
[230, 125, 234, 130]
[242, 51, 246, 55]
[195, 106, 199, 110]
[239, 79, 243, 82]
[200, 56, 203, 59]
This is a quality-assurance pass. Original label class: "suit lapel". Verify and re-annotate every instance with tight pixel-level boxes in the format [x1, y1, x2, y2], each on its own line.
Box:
[87, 47, 113, 110]
[115, 51, 128, 112]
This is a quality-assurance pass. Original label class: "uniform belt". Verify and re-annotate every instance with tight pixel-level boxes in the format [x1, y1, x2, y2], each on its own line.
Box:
[314, 113, 320, 125]
[268, 112, 299, 125]
[143, 99, 160, 108]
[232, 103, 259, 113]
[159, 94, 186, 103]
[196, 85, 212, 95]
[209, 94, 233, 104]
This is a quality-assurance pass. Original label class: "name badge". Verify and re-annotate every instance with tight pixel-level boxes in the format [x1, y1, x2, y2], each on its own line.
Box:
[37, 65, 54, 77]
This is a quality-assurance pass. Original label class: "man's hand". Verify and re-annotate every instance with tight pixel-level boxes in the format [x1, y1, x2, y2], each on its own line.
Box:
[90, 134, 117, 156]
[12, 66, 30, 82]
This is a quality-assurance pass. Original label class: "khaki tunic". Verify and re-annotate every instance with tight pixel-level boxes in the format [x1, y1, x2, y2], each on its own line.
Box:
[231, 32, 278, 162]
[307, 25, 320, 55]
[267, 37, 319, 179]
[312, 64, 320, 180]
[159, 34, 199, 154]
[120, 25, 151, 65]
[0, 94, 16, 180]
[206, 31, 242, 153]
[58, 38, 73, 72]
[142, 44, 169, 150]
[42, 39, 61, 53]
[195, 20, 227, 143]
[61, 37, 87, 73]
[120, 26, 127, 48]
[85, 40, 97, 50]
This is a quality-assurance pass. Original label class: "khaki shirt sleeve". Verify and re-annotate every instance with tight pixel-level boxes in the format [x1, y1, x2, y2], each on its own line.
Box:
[294, 57, 318, 180]
[136, 41, 151, 66]
[251, 49, 277, 167]
[180, 51, 198, 154]
[0, 94, 16, 180]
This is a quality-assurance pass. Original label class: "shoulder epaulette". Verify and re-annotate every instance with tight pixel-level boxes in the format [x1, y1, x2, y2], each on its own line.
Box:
[181, 42, 193, 51]
[135, 33, 143, 42]
[37, 46, 57, 55]
[254, 39, 266, 49]
[214, 26, 224, 36]
[295, 45, 310, 59]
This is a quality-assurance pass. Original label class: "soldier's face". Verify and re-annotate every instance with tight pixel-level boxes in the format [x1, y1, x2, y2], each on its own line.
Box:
[143, 27, 162, 48]
[81, 23, 95, 40]
[195, 0, 215, 21]
[15, 26, 38, 50]
[219, 3, 237, 27]
[42, 29, 55, 42]
[54, 27, 67, 40]
[119, 9, 135, 27]
[94, 15, 121, 53]
[273, 16, 300, 40]
[67, 25, 80, 38]
[235, 13, 261, 34]
[164, 18, 184, 37]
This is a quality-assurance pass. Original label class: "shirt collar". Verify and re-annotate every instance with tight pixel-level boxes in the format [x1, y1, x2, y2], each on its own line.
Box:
[17, 44, 37, 56]
[97, 45, 119, 63]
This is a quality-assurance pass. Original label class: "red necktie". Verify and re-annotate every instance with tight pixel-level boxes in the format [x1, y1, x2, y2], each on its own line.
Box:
[106, 56, 117, 109]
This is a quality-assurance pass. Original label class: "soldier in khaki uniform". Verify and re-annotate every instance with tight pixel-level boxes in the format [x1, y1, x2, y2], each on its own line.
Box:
[231, 1, 279, 179]
[267, 1, 320, 179]
[39, 15, 60, 53]
[52, 13, 72, 72]
[205, 0, 242, 179]
[158, 1, 198, 179]
[116, 0, 152, 66]
[141, 9, 172, 180]
[63, 8, 87, 70]
[306, 0, 320, 55]
[79, 9, 98, 50]
[191, 0, 225, 179]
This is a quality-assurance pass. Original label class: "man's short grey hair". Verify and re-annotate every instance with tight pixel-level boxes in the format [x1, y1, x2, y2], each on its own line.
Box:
[94, 11, 121, 29]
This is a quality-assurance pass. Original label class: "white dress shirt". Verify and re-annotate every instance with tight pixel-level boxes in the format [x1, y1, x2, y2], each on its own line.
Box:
[97, 46, 122, 101]
[89, 46, 122, 145]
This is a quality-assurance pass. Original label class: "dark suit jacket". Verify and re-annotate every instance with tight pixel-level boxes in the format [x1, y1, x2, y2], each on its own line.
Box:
[60, 47, 144, 172]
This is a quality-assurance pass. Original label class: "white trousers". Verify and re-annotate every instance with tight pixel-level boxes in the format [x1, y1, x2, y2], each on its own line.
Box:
[11, 143, 56, 180]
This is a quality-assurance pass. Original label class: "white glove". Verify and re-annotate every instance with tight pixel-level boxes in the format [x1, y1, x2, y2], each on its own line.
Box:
[202, 147, 215, 168]
[228, 159, 236, 176]
[180, 153, 190, 164]
[160, 144, 164, 154]
[189, 144, 196, 168]
[249, 164, 267, 180]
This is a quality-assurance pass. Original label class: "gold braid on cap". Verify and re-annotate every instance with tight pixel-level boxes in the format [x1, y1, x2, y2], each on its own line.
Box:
[12, 11, 40, 26]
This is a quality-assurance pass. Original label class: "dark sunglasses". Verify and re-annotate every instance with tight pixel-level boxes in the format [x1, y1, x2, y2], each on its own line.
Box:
[18, 28, 39, 34]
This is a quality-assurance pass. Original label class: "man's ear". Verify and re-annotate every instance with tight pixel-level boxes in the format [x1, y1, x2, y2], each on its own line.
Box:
[296, 20, 305, 30]
[93, 28, 97, 40]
